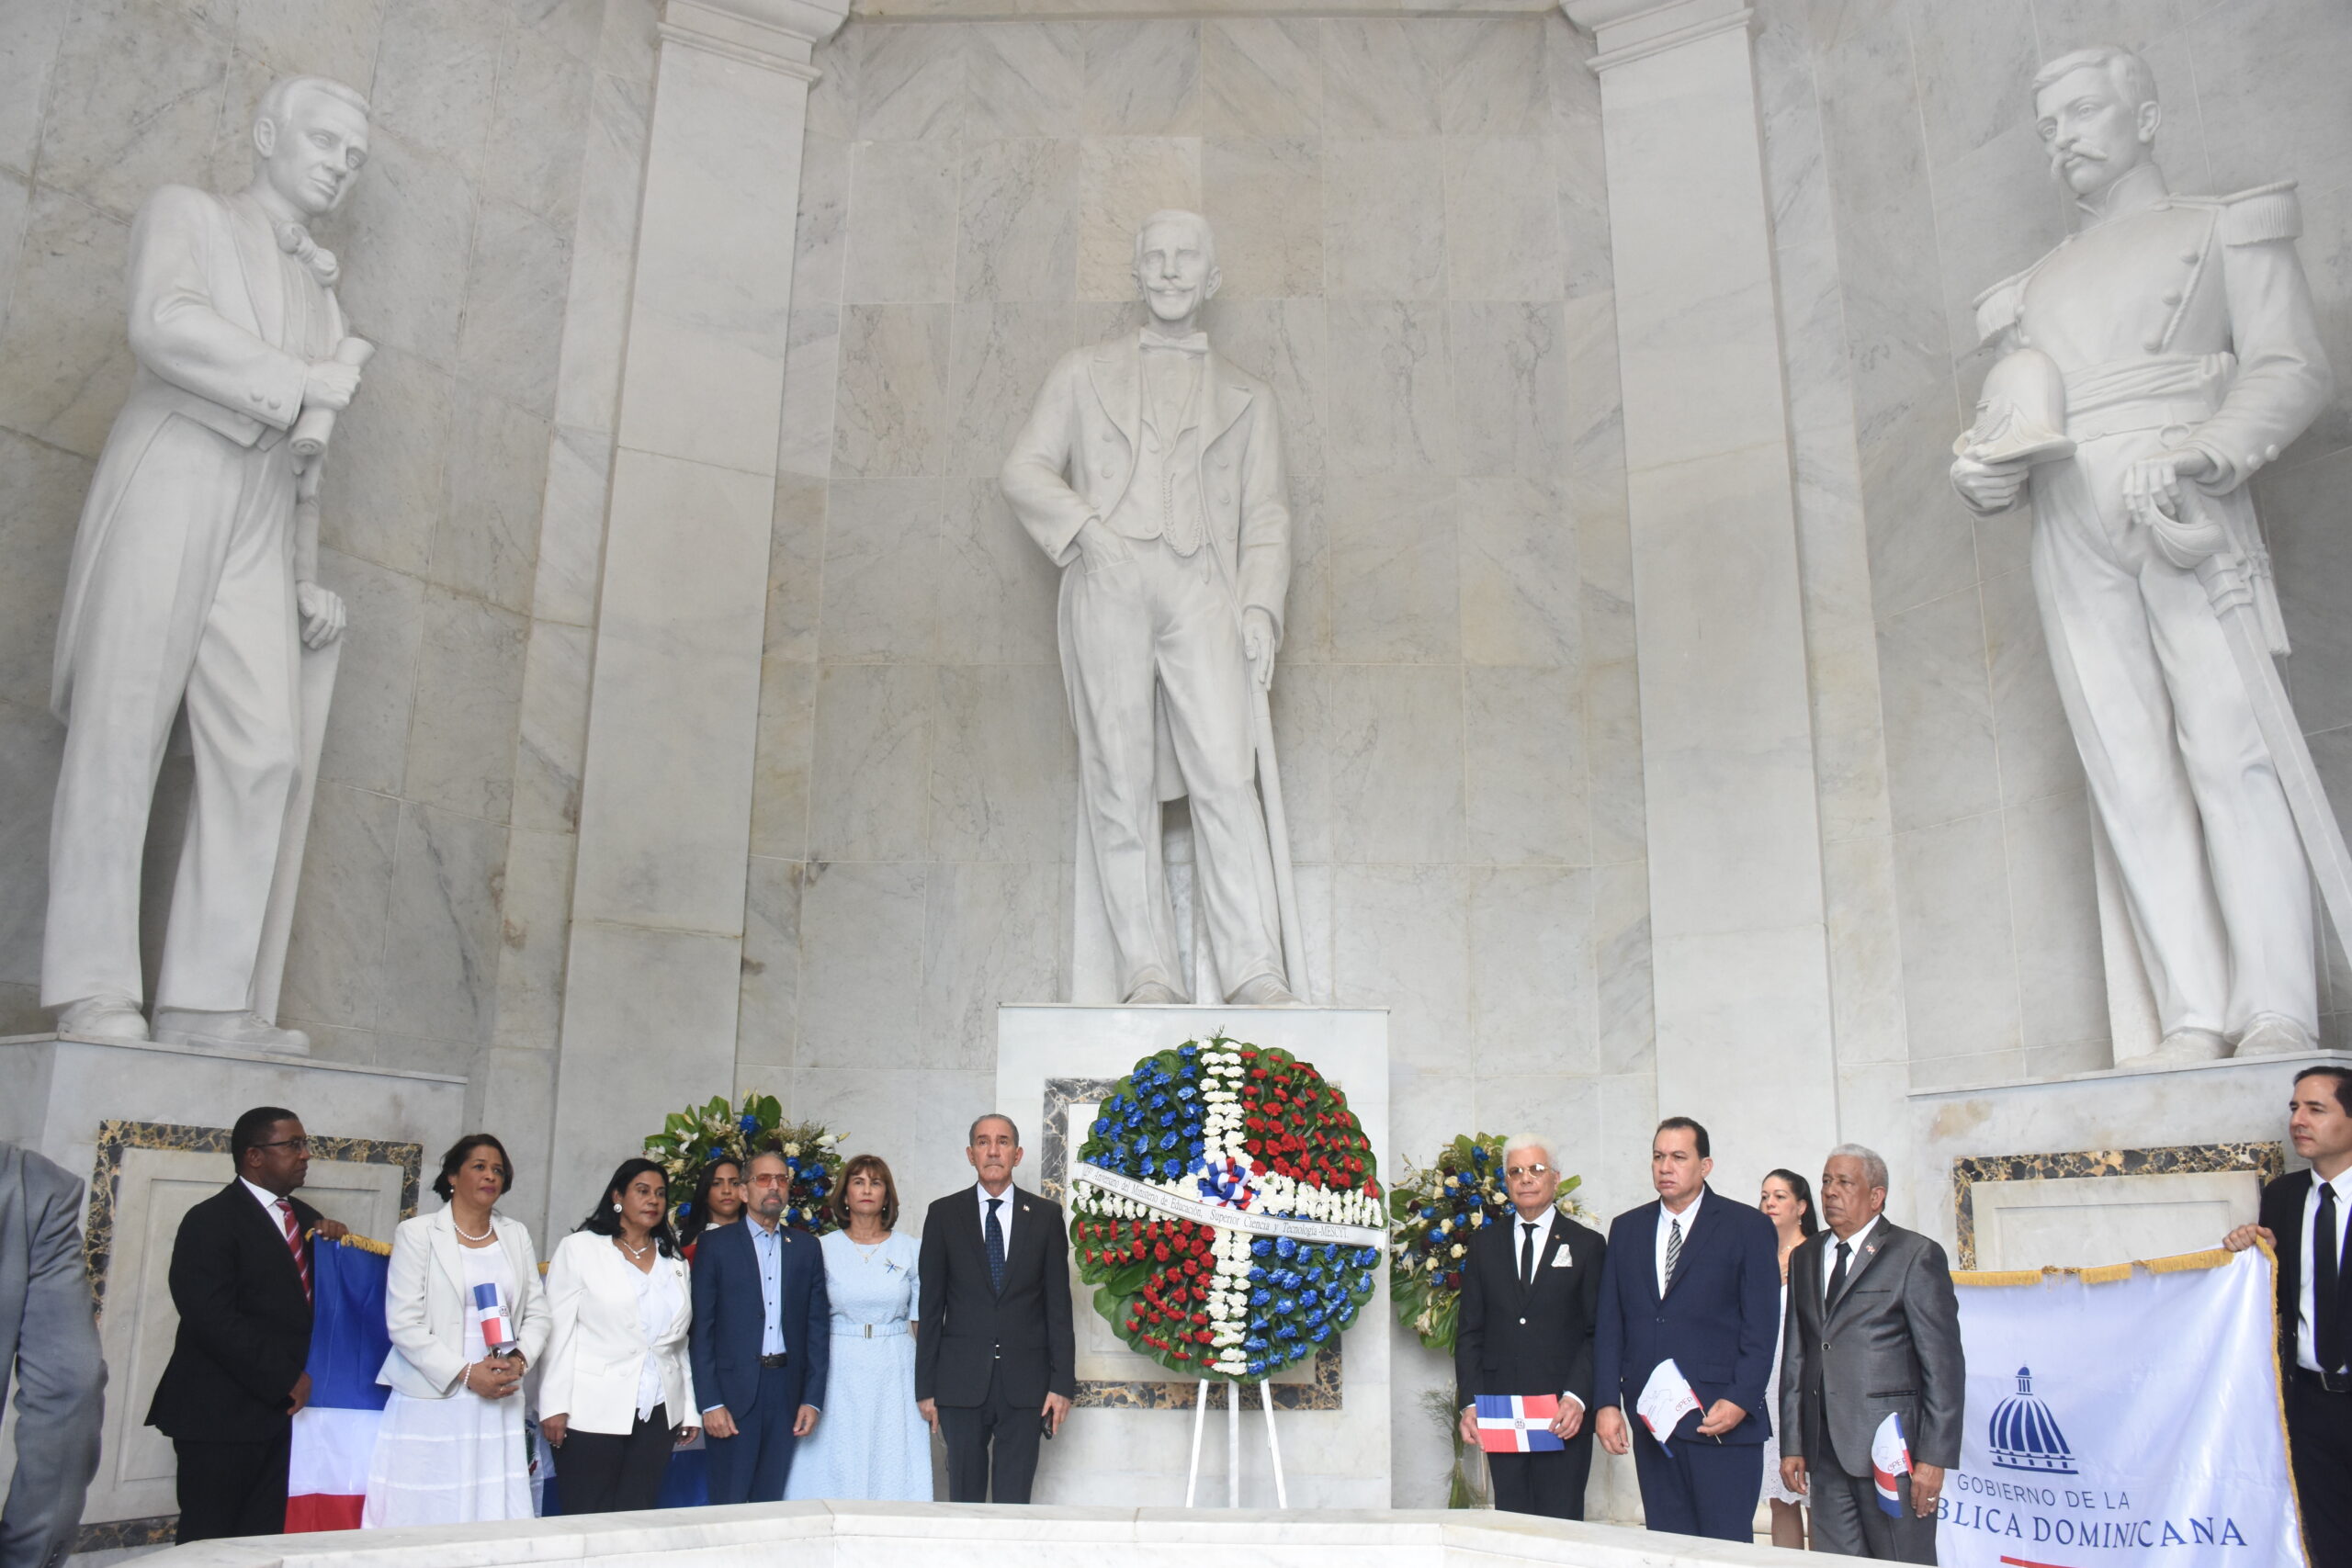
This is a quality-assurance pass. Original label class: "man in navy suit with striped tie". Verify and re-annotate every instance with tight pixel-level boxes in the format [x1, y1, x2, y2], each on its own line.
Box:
[1591, 1117, 1781, 1541]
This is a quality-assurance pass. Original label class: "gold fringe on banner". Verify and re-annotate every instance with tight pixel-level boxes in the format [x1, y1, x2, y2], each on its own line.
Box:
[319, 1231, 392, 1257]
[1950, 1244, 2245, 1288]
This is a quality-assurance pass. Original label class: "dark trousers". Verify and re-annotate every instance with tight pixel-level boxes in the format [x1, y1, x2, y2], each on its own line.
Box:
[2289, 1372, 2352, 1568]
[938, 1363, 1043, 1504]
[1629, 1421, 1762, 1542]
[1809, 1461, 1937, 1563]
[561, 1403, 674, 1515]
[1487, 1430, 1595, 1520]
[172, 1432, 289, 1542]
[708, 1366, 800, 1505]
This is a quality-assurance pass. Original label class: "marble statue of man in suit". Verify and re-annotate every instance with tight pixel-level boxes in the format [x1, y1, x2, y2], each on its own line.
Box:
[1949, 46, 2335, 1063]
[1001, 210, 1298, 1006]
[43, 76, 369, 1054]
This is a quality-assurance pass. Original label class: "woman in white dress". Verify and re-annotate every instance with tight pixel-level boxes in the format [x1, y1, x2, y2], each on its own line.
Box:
[1758, 1168, 1819, 1550]
[783, 1155, 933, 1501]
[363, 1134, 550, 1527]
[539, 1158, 699, 1513]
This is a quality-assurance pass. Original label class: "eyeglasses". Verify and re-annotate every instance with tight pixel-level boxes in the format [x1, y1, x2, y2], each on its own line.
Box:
[1505, 1163, 1552, 1179]
[251, 1137, 311, 1154]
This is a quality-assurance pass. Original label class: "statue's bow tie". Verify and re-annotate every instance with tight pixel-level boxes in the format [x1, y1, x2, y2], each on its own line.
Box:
[1139, 329, 1208, 355]
[277, 222, 340, 288]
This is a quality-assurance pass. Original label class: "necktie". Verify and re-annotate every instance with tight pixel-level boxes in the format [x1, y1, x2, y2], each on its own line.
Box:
[986, 1198, 1007, 1295]
[1663, 1216, 1682, 1293]
[2318, 1182, 2343, 1374]
[1827, 1238, 1852, 1307]
[1521, 1223, 1537, 1289]
[277, 1199, 311, 1303]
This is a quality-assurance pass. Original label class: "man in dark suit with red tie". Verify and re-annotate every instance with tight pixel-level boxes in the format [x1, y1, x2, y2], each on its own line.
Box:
[1454, 1133, 1607, 1519]
[145, 1106, 345, 1542]
[2225, 1065, 2352, 1568]
[915, 1114, 1076, 1503]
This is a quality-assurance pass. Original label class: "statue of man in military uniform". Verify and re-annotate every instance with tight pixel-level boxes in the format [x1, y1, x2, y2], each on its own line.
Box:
[1951, 46, 2335, 1062]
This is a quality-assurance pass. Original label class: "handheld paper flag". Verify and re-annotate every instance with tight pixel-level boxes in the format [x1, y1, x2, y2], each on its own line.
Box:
[1871, 1411, 1911, 1517]
[1475, 1393, 1565, 1453]
[1634, 1358, 1702, 1456]
[471, 1280, 515, 1353]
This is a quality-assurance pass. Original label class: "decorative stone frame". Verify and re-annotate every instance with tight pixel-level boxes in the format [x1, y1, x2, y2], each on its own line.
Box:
[1949, 1141, 2284, 1269]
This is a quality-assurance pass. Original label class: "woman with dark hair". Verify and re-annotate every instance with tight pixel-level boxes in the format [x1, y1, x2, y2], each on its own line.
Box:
[365, 1134, 548, 1526]
[1758, 1168, 1819, 1549]
[678, 1157, 745, 1259]
[539, 1158, 699, 1513]
[782, 1154, 931, 1501]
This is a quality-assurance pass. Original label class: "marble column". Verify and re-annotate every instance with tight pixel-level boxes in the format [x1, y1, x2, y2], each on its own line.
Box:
[1562, 0, 1838, 1191]
[548, 0, 846, 1213]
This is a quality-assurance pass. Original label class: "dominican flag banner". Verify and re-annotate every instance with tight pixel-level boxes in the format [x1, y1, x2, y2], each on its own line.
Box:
[1871, 1411, 1911, 1516]
[1474, 1393, 1565, 1453]
[285, 1237, 391, 1531]
[472, 1279, 515, 1351]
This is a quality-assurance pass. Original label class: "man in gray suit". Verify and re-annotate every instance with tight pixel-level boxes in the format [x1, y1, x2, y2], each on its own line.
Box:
[1779, 1145, 1963, 1563]
[0, 1144, 106, 1568]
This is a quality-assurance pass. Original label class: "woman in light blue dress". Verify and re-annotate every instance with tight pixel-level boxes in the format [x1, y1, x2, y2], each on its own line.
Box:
[784, 1155, 933, 1501]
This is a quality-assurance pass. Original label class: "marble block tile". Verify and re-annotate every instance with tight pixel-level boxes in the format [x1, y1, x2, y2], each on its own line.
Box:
[1202, 297, 1327, 478]
[1928, 122, 2070, 372]
[1322, 139, 1444, 301]
[458, 200, 571, 421]
[1475, 1077, 1600, 1182]
[1548, 130, 1613, 304]
[1332, 863, 1470, 1070]
[833, 304, 952, 478]
[1203, 19, 1321, 138]
[1814, 13, 1931, 236]
[1820, 833, 1906, 1067]
[380, 800, 508, 1045]
[1327, 473, 1457, 665]
[531, 423, 611, 630]
[856, 24, 965, 142]
[1453, 304, 1569, 479]
[1444, 137, 1562, 303]
[490, 823, 575, 1055]
[0, 170, 25, 324]
[1593, 858, 1654, 1077]
[1804, 626, 1896, 848]
[767, 472, 826, 666]
[1327, 663, 1465, 865]
[278, 782, 399, 1032]
[222, 0, 381, 92]
[939, 479, 1061, 666]
[1753, 0, 1829, 250]
[1076, 136, 1201, 301]
[2272, 446, 2352, 734]
[0, 701, 59, 999]
[37, 0, 226, 219]
[203, 49, 278, 210]
[0, 426, 90, 713]
[736, 854, 803, 1069]
[1908, 0, 2039, 170]
[0, 187, 132, 458]
[1082, 19, 1201, 136]
[1464, 666, 1587, 867]
[1273, 471, 1330, 665]
[1203, 138, 1321, 301]
[1859, 396, 1982, 620]
[820, 476, 942, 664]
[513, 618, 591, 834]
[749, 657, 816, 863]
[0, 0, 70, 176]
[803, 28, 856, 142]
[2184, 0, 2352, 200]
[486, 15, 594, 225]
[948, 302, 1077, 478]
[956, 138, 1079, 303]
[922, 859, 1061, 1069]
[403, 587, 528, 824]
[1892, 811, 2022, 1063]
[314, 547, 425, 798]
[434, 387, 548, 615]
[1438, 17, 1546, 136]
[1469, 866, 1596, 1075]
[1267, 664, 1333, 865]
[965, 23, 1083, 139]
[1982, 563, 2085, 807]
[930, 663, 1075, 864]
[775, 306, 841, 485]
[2028, 0, 2184, 53]
[1585, 657, 1645, 867]
[1460, 475, 1576, 669]
[797, 860, 925, 1071]
[551, 73, 650, 431]
[370, 0, 501, 176]
[1326, 302, 1453, 476]
[320, 344, 453, 581]
[846, 139, 960, 305]
[1876, 586, 1998, 833]
[1321, 18, 1442, 136]
[792, 131, 851, 309]
[808, 662, 936, 863]
[1575, 475, 1634, 671]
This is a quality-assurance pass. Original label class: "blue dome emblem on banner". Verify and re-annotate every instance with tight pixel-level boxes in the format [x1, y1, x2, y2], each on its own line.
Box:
[1989, 1367, 2077, 1474]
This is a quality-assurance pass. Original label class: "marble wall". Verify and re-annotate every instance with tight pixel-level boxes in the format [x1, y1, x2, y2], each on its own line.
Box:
[1759, 0, 2352, 1100]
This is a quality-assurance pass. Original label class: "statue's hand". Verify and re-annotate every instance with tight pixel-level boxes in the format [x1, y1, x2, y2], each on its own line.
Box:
[1950, 453, 2030, 514]
[297, 581, 346, 649]
[2123, 446, 2217, 529]
[304, 358, 363, 412]
[1075, 516, 1132, 573]
[1243, 606, 1277, 692]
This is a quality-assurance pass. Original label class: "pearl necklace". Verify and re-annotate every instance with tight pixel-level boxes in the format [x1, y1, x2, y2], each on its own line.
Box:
[454, 1215, 494, 1243]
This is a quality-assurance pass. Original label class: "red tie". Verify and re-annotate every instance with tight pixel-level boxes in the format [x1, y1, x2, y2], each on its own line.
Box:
[277, 1199, 311, 1303]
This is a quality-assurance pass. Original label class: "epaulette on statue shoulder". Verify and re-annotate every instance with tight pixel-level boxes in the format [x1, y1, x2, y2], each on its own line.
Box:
[2173, 180, 2302, 245]
[1971, 268, 2031, 345]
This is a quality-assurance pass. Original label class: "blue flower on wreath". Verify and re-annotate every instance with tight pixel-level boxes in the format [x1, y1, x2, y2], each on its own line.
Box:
[1275, 1236, 1296, 1259]
[1311, 1325, 1331, 1344]
[1250, 1288, 1270, 1306]
[738, 1112, 761, 1135]
[1251, 1238, 1272, 1258]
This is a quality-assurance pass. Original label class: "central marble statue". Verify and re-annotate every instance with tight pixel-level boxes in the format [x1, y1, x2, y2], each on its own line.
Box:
[1001, 211, 1299, 1007]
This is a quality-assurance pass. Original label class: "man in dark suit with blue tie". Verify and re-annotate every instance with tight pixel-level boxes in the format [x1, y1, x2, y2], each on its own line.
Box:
[1592, 1116, 1781, 1541]
[915, 1114, 1076, 1503]
[690, 1146, 831, 1504]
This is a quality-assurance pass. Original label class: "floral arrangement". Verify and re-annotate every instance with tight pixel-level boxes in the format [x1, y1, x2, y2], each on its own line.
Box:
[642, 1092, 845, 1235]
[1388, 1132, 1589, 1353]
[1067, 1034, 1385, 1382]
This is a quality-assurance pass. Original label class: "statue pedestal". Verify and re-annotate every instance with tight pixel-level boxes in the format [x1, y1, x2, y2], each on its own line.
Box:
[0, 1032, 465, 1549]
[996, 1004, 1392, 1509]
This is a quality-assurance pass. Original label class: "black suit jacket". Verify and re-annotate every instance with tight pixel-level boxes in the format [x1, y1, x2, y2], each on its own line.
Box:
[145, 1182, 319, 1442]
[1454, 1210, 1606, 1416]
[914, 1187, 1075, 1409]
[2261, 1170, 2350, 1371]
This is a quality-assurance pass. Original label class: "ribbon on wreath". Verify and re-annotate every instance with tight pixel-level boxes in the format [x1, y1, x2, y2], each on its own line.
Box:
[1070, 1160, 1385, 1247]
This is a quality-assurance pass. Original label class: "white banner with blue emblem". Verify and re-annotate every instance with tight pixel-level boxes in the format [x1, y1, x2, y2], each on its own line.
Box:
[1940, 1247, 2304, 1568]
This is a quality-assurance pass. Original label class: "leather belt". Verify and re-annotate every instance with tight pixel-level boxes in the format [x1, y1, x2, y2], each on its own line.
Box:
[759, 1352, 790, 1368]
[2292, 1366, 2350, 1394]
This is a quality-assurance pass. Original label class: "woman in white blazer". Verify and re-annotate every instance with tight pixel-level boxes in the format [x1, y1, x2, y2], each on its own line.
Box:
[362, 1134, 551, 1527]
[539, 1157, 699, 1512]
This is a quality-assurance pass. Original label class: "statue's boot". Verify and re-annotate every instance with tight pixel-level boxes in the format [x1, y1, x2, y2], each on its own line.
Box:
[153, 1008, 311, 1055]
[2116, 1027, 2228, 1067]
[56, 994, 150, 1042]
[1227, 974, 1299, 1007]
[2233, 1012, 2318, 1057]
[1125, 981, 1185, 1005]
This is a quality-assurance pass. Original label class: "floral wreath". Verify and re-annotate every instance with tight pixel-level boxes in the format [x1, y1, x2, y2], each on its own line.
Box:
[1388, 1132, 1591, 1352]
[643, 1092, 845, 1235]
[1067, 1035, 1384, 1382]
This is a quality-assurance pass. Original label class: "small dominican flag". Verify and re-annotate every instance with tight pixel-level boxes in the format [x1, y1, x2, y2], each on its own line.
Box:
[1871, 1411, 1912, 1516]
[286, 1238, 391, 1531]
[1474, 1393, 1566, 1453]
[472, 1280, 515, 1352]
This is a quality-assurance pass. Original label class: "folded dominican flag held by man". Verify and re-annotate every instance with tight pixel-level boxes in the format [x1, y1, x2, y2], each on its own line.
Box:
[472, 1279, 515, 1352]
[287, 1237, 392, 1531]
[1474, 1393, 1566, 1453]
[1871, 1410, 1912, 1517]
